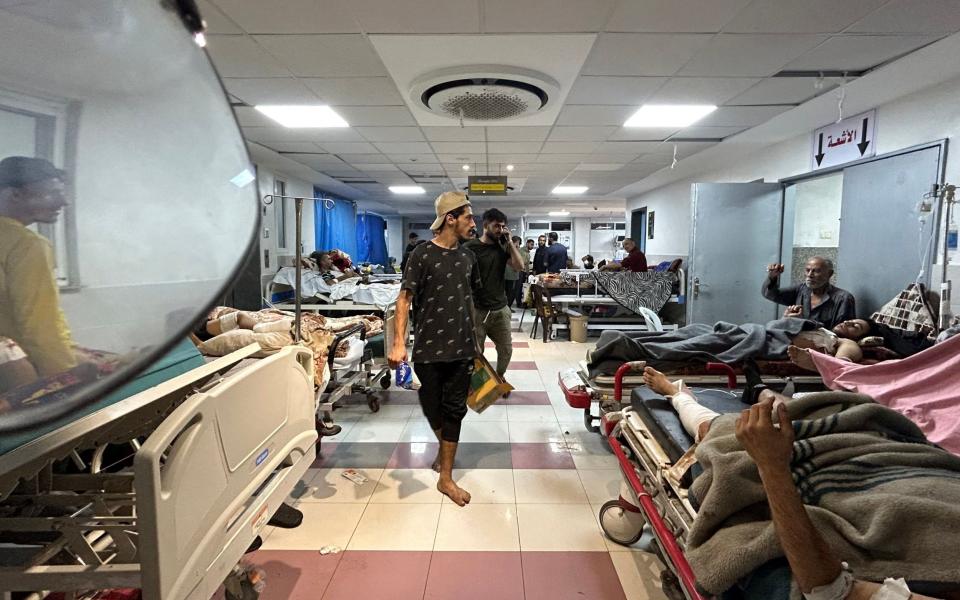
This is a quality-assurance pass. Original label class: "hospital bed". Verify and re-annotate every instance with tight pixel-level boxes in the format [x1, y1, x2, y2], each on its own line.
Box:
[0, 343, 318, 600]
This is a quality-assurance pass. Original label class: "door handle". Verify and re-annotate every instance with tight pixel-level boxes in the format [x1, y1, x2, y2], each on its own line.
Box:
[693, 278, 706, 298]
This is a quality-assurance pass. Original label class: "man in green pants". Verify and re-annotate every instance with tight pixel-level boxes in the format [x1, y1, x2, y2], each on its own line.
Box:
[463, 208, 525, 377]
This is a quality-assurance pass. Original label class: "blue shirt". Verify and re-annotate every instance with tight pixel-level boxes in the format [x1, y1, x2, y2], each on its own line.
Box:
[546, 243, 569, 273]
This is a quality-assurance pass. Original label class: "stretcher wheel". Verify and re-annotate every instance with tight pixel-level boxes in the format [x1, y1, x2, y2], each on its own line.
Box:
[367, 395, 381, 412]
[599, 499, 645, 547]
[379, 373, 391, 389]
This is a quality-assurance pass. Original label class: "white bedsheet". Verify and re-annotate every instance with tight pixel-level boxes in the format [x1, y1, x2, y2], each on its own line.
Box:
[273, 267, 400, 309]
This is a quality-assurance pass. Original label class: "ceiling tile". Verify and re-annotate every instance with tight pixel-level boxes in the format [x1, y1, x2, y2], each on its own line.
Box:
[198, 0, 242, 34]
[582, 33, 714, 76]
[337, 153, 390, 164]
[208, 0, 360, 33]
[556, 105, 637, 126]
[243, 126, 365, 143]
[389, 154, 442, 164]
[355, 127, 425, 142]
[535, 154, 590, 163]
[484, 0, 616, 33]
[258, 141, 324, 153]
[547, 126, 618, 141]
[847, 0, 960, 33]
[729, 77, 840, 105]
[608, 126, 680, 141]
[678, 34, 827, 77]
[487, 154, 541, 163]
[783, 34, 942, 71]
[253, 34, 387, 77]
[349, 0, 480, 33]
[696, 105, 791, 126]
[596, 141, 663, 153]
[722, 0, 885, 34]
[233, 106, 275, 127]
[431, 142, 486, 154]
[335, 106, 417, 126]
[540, 141, 602, 153]
[674, 125, 749, 139]
[485, 127, 553, 142]
[487, 141, 544, 154]
[373, 141, 434, 154]
[319, 142, 380, 154]
[647, 77, 761, 104]
[632, 153, 675, 165]
[575, 163, 627, 171]
[422, 127, 486, 141]
[566, 76, 667, 105]
[356, 164, 402, 172]
[222, 77, 319, 105]
[301, 77, 405, 105]
[583, 152, 641, 162]
[205, 35, 288, 77]
[284, 152, 348, 166]
[648, 140, 719, 157]
[605, 0, 752, 32]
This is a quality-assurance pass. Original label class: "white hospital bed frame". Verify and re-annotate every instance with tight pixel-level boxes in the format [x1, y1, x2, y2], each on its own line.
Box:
[0, 344, 318, 600]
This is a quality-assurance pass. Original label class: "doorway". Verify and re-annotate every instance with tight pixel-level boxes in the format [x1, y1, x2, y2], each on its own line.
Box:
[631, 208, 647, 252]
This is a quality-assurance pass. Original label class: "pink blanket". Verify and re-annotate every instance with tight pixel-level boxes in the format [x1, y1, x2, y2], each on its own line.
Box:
[811, 333, 960, 454]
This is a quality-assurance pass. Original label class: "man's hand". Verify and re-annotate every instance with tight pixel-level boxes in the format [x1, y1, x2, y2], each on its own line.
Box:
[767, 263, 785, 280]
[783, 305, 802, 318]
[735, 395, 795, 472]
[387, 343, 407, 369]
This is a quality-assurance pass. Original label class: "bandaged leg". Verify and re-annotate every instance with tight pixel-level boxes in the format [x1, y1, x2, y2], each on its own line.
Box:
[670, 382, 721, 442]
[206, 310, 240, 337]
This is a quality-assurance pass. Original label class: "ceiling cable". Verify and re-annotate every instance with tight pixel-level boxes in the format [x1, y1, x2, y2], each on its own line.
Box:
[671, 144, 678, 169]
[836, 73, 848, 123]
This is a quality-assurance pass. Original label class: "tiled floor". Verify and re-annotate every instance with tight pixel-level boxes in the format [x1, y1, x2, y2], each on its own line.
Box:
[252, 311, 667, 599]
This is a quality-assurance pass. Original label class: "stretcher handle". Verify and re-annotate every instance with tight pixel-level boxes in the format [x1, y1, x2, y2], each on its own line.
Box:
[608, 432, 709, 600]
[614, 360, 647, 401]
[327, 323, 367, 369]
[705, 362, 737, 390]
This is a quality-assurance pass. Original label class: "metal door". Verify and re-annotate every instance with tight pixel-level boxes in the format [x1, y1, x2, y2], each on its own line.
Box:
[688, 183, 784, 324]
[836, 145, 943, 316]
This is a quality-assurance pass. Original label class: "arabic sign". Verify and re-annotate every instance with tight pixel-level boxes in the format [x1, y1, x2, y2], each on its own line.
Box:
[468, 175, 508, 195]
[811, 109, 876, 170]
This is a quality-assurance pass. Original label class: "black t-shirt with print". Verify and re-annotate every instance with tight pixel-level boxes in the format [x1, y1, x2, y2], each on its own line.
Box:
[401, 241, 482, 363]
[462, 238, 509, 310]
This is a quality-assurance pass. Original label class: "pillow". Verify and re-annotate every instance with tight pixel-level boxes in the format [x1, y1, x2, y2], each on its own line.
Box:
[198, 329, 293, 357]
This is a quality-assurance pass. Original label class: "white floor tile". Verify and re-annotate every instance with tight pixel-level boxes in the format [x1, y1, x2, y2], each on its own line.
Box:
[370, 469, 442, 503]
[504, 370, 545, 392]
[458, 420, 510, 443]
[516, 503, 607, 551]
[514, 469, 589, 504]
[262, 503, 365, 551]
[347, 503, 441, 551]
[506, 405, 560, 423]
[340, 418, 408, 443]
[400, 419, 439, 443]
[463, 404, 509, 422]
[610, 552, 669, 600]
[292, 468, 382, 503]
[577, 469, 623, 505]
[433, 503, 520, 551]
[508, 420, 565, 444]
[443, 468, 517, 504]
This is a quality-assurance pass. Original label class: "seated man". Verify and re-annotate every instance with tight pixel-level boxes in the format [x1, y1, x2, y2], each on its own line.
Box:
[600, 237, 647, 272]
[310, 250, 359, 282]
[762, 257, 856, 329]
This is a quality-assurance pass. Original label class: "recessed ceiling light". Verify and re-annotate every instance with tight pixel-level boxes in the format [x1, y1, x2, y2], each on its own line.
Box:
[506, 164, 515, 171]
[624, 104, 716, 128]
[389, 186, 425, 194]
[462, 164, 470, 171]
[254, 105, 349, 128]
[549, 210, 571, 216]
[552, 186, 588, 195]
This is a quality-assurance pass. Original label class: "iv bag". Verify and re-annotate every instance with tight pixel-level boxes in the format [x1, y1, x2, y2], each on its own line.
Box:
[0, 1, 258, 432]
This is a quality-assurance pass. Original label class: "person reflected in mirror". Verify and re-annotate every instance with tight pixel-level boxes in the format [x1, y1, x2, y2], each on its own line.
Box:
[763, 258, 856, 330]
[600, 238, 647, 272]
[0, 157, 77, 379]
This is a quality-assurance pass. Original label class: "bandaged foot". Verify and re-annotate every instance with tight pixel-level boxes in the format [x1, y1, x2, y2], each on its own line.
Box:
[206, 310, 240, 337]
[437, 478, 471, 507]
[643, 366, 679, 396]
[787, 345, 818, 372]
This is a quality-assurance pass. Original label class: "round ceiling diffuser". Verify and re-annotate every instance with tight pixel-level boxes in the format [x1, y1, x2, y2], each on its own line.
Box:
[411, 66, 560, 123]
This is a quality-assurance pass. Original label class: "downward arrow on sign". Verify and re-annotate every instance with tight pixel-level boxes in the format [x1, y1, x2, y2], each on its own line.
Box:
[857, 117, 871, 156]
[815, 133, 825, 166]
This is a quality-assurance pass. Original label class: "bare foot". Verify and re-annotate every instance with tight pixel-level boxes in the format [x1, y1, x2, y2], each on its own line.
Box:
[788, 345, 818, 372]
[643, 366, 679, 396]
[437, 479, 471, 507]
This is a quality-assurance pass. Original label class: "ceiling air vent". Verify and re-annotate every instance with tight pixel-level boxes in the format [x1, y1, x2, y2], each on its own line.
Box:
[411, 66, 560, 123]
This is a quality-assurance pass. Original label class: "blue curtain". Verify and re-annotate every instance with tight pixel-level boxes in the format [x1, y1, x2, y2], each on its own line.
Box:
[355, 212, 388, 266]
[313, 188, 357, 258]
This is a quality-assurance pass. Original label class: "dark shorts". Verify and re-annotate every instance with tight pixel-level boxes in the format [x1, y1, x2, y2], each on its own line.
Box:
[414, 359, 474, 443]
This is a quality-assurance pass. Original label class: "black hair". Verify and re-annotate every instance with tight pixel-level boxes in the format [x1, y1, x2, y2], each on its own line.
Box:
[439, 205, 470, 230]
[582, 255, 594, 262]
[309, 250, 328, 262]
[482, 208, 507, 224]
[512, 236, 521, 243]
[548, 232, 559, 242]
[408, 232, 419, 240]
[526, 238, 535, 244]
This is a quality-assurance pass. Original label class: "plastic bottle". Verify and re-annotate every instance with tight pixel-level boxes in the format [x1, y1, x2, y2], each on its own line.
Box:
[395, 361, 413, 389]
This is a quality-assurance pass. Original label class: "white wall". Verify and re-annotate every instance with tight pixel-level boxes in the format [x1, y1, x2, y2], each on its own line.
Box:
[384, 216, 403, 263]
[254, 165, 315, 273]
[790, 174, 843, 248]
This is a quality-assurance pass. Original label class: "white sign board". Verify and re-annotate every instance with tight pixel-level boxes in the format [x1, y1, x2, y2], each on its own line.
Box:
[811, 109, 876, 170]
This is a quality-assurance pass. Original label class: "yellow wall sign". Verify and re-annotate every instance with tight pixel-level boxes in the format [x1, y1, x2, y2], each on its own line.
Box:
[468, 176, 508, 195]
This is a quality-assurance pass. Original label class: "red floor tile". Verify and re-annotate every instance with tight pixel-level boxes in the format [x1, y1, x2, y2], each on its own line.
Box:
[522, 552, 627, 600]
[247, 550, 341, 600]
[500, 391, 551, 405]
[322, 551, 432, 600]
[388, 442, 439, 469]
[424, 552, 524, 600]
[511, 443, 576, 469]
[486, 341, 530, 349]
[506, 361, 538, 370]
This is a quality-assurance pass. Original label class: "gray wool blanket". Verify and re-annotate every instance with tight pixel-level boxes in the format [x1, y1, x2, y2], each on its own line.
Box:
[687, 391, 960, 596]
[588, 318, 815, 376]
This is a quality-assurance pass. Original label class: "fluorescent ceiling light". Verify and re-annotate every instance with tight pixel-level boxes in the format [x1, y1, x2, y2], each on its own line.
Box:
[506, 164, 515, 171]
[624, 104, 716, 128]
[462, 164, 470, 171]
[254, 105, 349, 128]
[549, 210, 570, 216]
[552, 186, 588, 195]
[389, 186, 425, 194]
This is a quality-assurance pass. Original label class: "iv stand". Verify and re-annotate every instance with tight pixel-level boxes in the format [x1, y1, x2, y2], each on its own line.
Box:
[936, 184, 957, 329]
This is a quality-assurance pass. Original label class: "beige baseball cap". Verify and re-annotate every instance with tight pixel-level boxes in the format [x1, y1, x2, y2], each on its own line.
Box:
[429, 191, 471, 231]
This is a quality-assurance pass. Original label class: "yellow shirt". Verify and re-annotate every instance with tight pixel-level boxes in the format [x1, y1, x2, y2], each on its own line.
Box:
[0, 217, 76, 376]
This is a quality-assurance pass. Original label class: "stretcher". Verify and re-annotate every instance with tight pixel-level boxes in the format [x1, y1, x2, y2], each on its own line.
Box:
[0, 343, 318, 600]
[560, 359, 823, 433]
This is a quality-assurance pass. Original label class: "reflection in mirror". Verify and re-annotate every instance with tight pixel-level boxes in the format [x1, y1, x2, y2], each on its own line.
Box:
[0, 1, 257, 432]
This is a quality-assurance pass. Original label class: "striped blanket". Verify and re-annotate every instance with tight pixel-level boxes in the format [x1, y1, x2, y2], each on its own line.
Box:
[686, 391, 960, 596]
[590, 270, 675, 315]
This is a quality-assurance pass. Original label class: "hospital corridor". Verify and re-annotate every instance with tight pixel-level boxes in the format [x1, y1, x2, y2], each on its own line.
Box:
[2, 1, 960, 600]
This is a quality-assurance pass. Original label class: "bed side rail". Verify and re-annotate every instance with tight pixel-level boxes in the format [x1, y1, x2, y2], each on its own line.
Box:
[135, 346, 318, 600]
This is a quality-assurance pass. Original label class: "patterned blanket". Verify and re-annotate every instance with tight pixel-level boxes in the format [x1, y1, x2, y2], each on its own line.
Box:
[590, 271, 675, 315]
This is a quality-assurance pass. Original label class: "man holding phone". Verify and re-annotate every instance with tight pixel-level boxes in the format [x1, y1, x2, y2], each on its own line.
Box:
[463, 208, 525, 376]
